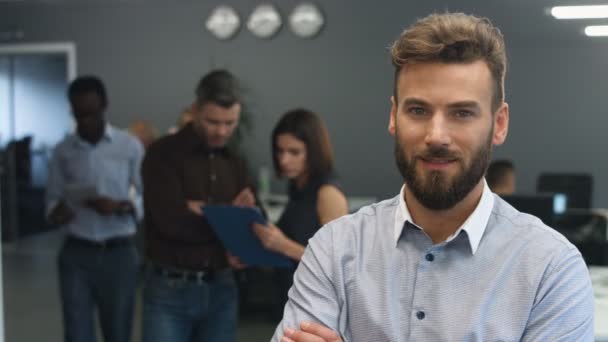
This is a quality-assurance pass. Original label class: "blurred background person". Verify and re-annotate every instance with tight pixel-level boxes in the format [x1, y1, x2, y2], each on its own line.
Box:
[141, 70, 255, 342]
[128, 119, 159, 149]
[167, 105, 195, 134]
[487, 159, 515, 195]
[252, 108, 348, 321]
[127, 119, 158, 257]
[46, 75, 143, 342]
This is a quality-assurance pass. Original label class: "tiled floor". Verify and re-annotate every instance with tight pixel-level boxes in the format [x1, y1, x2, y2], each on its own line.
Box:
[2, 230, 276, 341]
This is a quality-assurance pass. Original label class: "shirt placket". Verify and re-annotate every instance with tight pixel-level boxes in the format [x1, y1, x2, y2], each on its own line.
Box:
[207, 152, 217, 204]
[408, 230, 441, 340]
[89, 143, 101, 239]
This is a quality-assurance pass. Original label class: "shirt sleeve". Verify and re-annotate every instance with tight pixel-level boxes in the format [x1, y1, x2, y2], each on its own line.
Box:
[129, 139, 144, 221]
[271, 225, 346, 341]
[45, 144, 65, 218]
[520, 247, 594, 341]
[141, 145, 210, 243]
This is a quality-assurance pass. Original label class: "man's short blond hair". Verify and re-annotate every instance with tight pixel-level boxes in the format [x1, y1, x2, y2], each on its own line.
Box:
[390, 12, 507, 111]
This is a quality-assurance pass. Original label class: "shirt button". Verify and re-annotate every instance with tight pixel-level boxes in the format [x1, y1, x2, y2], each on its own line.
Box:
[425, 253, 435, 262]
[416, 311, 425, 320]
[210, 174, 217, 181]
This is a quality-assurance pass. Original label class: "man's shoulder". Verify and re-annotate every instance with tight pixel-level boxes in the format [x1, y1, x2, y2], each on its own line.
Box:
[111, 125, 136, 142]
[490, 196, 578, 259]
[110, 126, 143, 151]
[314, 196, 399, 244]
[51, 133, 77, 156]
[146, 132, 181, 157]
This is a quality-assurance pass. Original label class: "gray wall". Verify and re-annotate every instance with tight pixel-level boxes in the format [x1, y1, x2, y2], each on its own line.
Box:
[1, 0, 607, 206]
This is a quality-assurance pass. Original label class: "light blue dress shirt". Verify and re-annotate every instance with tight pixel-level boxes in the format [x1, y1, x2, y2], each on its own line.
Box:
[46, 124, 144, 242]
[272, 182, 594, 341]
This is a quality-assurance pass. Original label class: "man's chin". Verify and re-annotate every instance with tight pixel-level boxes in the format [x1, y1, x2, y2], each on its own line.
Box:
[416, 173, 457, 195]
[208, 140, 227, 148]
[417, 169, 456, 185]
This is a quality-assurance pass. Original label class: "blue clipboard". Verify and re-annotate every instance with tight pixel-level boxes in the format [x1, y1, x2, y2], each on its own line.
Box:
[203, 205, 293, 268]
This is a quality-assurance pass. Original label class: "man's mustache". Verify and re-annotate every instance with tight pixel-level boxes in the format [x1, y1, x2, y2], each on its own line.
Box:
[417, 147, 460, 161]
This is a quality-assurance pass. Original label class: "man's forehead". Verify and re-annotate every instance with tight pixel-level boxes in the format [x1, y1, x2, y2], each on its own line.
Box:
[72, 92, 103, 105]
[397, 60, 492, 80]
[199, 102, 241, 113]
[395, 60, 494, 105]
[200, 102, 240, 117]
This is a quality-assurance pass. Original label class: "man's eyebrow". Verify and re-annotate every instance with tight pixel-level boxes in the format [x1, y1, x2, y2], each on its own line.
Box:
[401, 98, 481, 111]
[402, 98, 430, 107]
[446, 101, 481, 110]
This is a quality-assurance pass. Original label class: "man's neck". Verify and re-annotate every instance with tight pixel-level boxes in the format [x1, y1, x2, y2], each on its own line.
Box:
[405, 180, 485, 244]
[78, 126, 105, 146]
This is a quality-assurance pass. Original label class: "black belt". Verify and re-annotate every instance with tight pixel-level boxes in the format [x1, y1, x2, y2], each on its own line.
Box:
[150, 264, 216, 283]
[66, 235, 133, 249]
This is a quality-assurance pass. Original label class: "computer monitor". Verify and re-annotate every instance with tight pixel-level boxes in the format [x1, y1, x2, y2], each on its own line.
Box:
[501, 194, 556, 226]
[537, 173, 592, 209]
[552, 193, 568, 215]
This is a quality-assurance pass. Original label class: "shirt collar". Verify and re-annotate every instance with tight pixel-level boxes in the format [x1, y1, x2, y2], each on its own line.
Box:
[72, 123, 113, 146]
[103, 124, 114, 141]
[393, 179, 495, 254]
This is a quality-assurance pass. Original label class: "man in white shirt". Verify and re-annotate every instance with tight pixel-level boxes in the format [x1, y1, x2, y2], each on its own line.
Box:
[273, 12, 594, 342]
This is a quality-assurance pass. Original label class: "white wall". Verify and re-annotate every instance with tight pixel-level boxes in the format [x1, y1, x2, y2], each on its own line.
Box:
[0, 58, 11, 146]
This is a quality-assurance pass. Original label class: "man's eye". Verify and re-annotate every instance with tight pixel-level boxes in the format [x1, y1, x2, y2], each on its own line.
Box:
[408, 107, 426, 116]
[455, 110, 474, 118]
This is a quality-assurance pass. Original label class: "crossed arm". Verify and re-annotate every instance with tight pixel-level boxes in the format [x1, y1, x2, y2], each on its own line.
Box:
[280, 321, 343, 342]
[269, 222, 349, 342]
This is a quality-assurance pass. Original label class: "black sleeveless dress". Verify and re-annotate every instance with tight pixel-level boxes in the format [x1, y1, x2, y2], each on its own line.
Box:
[272, 175, 341, 321]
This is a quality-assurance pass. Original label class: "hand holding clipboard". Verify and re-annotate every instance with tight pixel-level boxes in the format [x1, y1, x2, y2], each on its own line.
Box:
[203, 205, 293, 268]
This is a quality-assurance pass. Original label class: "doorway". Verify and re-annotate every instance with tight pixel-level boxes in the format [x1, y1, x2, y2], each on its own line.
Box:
[0, 41, 76, 342]
[0, 42, 76, 241]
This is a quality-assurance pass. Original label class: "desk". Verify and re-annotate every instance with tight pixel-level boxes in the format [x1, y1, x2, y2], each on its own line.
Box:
[262, 194, 377, 223]
[591, 266, 608, 341]
[591, 209, 608, 241]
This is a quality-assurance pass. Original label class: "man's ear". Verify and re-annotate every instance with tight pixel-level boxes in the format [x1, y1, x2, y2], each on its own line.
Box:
[492, 102, 509, 146]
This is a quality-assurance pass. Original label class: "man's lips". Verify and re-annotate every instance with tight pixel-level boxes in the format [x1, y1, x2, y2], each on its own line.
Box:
[209, 137, 226, 143]
[419, 157, 458, 169]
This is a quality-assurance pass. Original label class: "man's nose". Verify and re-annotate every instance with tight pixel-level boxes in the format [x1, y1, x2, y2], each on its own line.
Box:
[217, 124, 229, 136]
[424, 113, 452, 147]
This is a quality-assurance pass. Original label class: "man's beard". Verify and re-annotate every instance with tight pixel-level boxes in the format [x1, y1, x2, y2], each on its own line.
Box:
[394, 128, 493, 210]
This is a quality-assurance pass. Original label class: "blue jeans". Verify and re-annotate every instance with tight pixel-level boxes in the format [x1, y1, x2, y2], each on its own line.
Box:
[58, 238, 138, 342]
[142, 267, 238, 342]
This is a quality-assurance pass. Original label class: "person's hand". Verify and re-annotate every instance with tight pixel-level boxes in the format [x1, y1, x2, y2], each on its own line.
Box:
[83, 197, 121, 216]
[226, 252, 247, 270]
[282, 321, 343, 342]
[232, 187, 256, 207]
[115, 200, 134, 215]
[48, 200, 75, 225]
[253, 222, 287, 253]
[187, 200, 206, 216]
